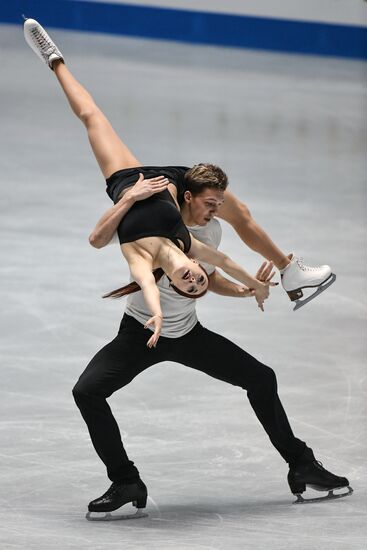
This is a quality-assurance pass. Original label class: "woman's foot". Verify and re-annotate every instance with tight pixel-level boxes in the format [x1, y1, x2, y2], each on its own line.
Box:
[280, 254, 334, 307]
[23, 17, 64, 70]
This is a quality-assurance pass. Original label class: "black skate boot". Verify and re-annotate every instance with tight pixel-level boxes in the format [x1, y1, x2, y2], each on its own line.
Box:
[86, 479, 148, 520]
[288, 452, 353, 504]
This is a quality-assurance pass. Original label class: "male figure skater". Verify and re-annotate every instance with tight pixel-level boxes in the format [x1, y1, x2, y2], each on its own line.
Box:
[74, 181, 351, 519]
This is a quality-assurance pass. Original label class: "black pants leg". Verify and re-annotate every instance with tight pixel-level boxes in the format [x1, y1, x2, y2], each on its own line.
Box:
[73, 315, 309, 482]
[166, 322, 308, 464]
[72, 315, 166, 482]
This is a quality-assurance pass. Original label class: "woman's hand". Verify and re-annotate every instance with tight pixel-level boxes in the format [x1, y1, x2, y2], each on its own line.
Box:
[126, 173, 169, 202]
[253, 282, 270, 311]
[250, 261, 278, 311]
[144, 314, 163, 348]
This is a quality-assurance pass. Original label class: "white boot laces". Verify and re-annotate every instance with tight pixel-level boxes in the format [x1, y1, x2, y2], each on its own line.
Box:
[296, 257, 322, 272]
[30, 27, 55, 57]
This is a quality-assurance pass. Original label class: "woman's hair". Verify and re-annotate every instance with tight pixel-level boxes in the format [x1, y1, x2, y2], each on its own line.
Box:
[184, 163, 228, 196]
[102, 266, 209, 300]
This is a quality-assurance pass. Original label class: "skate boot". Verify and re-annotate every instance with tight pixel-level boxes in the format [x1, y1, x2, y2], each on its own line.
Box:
[280, 254, 336, 310]
[23, 17, 64, 70]
[288, 454, 353, 504]
[86, 479, 148, 521]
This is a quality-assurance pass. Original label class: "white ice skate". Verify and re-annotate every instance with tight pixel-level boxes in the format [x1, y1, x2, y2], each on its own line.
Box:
[280, 255, 336, 311]
[23, 17, 64, 70]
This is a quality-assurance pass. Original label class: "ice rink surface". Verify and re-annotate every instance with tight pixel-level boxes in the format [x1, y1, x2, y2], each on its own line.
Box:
[0, 23, 366, 550]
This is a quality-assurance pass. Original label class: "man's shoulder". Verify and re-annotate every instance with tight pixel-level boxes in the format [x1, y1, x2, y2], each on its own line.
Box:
[189, 218, 222, 248]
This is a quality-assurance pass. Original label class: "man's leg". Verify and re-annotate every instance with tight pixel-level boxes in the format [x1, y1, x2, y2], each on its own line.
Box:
[72, 314, 173, 517]
[73, 315, 162, 482]
[169, 322, 307, 463]
[168, 322, 350, 500]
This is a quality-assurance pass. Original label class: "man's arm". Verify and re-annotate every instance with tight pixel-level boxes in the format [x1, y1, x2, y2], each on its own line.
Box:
[217, 189, 289, 270]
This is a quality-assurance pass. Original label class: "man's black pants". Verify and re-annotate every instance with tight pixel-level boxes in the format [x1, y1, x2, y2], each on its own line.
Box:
[73, 314, 308, 482]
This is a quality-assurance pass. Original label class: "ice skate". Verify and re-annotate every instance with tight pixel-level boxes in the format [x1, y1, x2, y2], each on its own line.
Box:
[23, 17, 64, 70]
[280, 254, 336, 311]
[288, 456, 353, 504]
[86, 479, 148, 521]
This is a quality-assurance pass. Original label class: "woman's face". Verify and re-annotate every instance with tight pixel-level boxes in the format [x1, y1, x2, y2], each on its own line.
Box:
[170, 259, 208, 295]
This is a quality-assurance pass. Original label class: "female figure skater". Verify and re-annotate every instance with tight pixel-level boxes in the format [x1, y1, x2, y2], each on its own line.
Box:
[24, 18, 271, 348]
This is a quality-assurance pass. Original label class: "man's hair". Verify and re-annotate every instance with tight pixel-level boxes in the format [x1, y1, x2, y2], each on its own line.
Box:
[184, 163, 228, 196]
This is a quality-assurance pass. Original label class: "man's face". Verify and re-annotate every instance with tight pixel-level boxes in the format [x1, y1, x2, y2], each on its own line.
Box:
[183, 188, 225, 226]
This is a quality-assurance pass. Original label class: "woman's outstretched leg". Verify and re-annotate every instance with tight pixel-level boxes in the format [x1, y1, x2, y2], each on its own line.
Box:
[24, 18, 141, 178]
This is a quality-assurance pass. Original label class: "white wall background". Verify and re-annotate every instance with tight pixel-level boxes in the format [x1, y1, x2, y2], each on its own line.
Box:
[75, 0, 367, 27]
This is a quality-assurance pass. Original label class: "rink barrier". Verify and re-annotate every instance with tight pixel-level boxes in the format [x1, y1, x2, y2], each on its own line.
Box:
[3, 0, 367, 59]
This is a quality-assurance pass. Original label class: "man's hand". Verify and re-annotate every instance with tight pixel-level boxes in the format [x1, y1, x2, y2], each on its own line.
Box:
[255, 261, 278, 286]
[126, 173, 168, 202]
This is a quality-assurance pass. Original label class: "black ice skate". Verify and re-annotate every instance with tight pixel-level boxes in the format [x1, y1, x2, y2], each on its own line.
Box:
[288, 459, 353, 504]
[86, 479, 148, 521]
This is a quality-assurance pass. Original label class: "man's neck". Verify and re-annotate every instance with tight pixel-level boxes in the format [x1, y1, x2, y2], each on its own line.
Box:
[180, 203, 195, 226]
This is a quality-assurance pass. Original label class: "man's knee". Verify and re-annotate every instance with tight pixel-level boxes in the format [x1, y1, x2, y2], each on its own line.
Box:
[262, 365, 277, 388]
[247, 364, 278, 393]
[72, 377, 98, 405]
[72, 380, 86, 405]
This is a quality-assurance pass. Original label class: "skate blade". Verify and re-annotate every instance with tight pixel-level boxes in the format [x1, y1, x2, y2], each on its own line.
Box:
[293, 485, 353, 504]
[86, 508, 148, 521]
[293, 273, 336, 311]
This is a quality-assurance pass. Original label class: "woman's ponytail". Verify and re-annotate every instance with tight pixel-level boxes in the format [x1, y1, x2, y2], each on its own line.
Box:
[102, 268, 165, 299]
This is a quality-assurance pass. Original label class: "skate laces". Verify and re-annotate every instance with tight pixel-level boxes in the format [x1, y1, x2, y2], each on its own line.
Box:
[296, 257, 322, 272]
[30, 27, 55, 55]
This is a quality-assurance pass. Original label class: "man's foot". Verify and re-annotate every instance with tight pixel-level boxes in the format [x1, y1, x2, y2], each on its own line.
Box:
[86, 479, 148, 521]
[288, 452, 352, 504]
[280, 254, 335, 310]
[23, 17, 64, 70]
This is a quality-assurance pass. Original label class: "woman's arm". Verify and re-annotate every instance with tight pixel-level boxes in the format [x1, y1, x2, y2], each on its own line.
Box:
[189, 236, 261, 290]
[189, 236, 270, 310]
[208, 270, 253, 297]
[89, 174, 168, 248]
[89, 193, 136, 248]
[129, 259, 163, 348]
[208, 261, 277, 297]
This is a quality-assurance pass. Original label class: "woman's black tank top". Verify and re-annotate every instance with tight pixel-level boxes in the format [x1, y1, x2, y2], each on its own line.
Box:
[105, 166, 191, 253]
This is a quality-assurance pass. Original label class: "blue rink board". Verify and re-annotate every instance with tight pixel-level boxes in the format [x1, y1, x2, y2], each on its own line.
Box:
[2, 0, 367, 59]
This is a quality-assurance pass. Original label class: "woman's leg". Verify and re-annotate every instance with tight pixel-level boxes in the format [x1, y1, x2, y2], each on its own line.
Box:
[53, 60, 141, 178]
